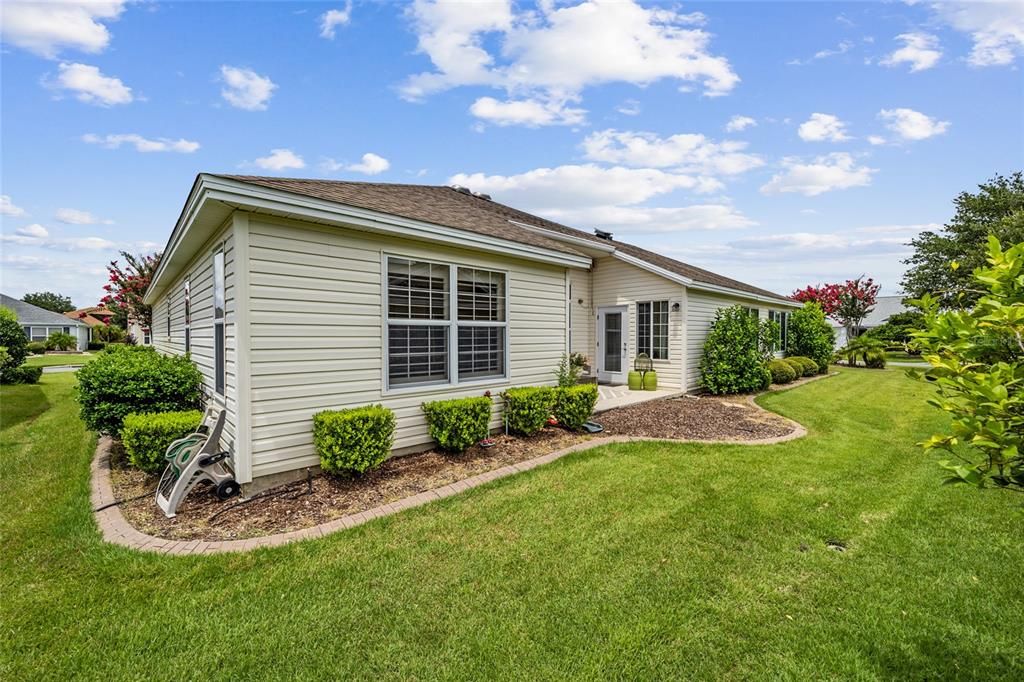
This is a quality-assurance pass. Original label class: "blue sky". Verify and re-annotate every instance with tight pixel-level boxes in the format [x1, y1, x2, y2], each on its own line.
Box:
[1, 0, 1022, 308]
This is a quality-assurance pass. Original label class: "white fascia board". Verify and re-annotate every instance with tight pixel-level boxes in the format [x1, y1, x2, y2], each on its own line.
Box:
[612, 251, 693, 286]
[686, 280, 801, 308]
[507, 219, 616, 255]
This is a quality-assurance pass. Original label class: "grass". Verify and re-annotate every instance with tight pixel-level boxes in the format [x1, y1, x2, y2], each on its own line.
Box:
[884, 350, 927, 363]
[23, 352, 96, 367]
[2, 370, 1022, 680]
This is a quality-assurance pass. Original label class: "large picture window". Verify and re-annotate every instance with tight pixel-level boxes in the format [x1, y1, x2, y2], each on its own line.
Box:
[637, 300, 669, 360]
[385, 257, 507, 389]
[768, 310, 789, 352]
[213, 250, 225, 396]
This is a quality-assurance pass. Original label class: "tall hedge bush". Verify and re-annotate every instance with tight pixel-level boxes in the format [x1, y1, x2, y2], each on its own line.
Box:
[699, 306, 774, 394]
[786, 302, 835, 373]
[76, 346, 203, 435]
[122, 410, 203, 473]
[421, 396, 492, 453]
[314, 404, 396, 474]
[503, 386, 556, 435]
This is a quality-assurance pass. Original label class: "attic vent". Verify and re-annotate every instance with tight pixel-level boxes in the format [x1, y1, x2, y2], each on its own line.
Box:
[595, 229, 614, 240]
[449, 185, 491, 201]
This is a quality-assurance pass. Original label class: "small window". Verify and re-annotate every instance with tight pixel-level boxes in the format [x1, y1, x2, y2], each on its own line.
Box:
[636, 300, 668, 360]
[744, 306, 760, 319]
[184, 278, 191, 353]
[213, 250, 225, 395]
[768, 311, 789, 352]
[30, 327, 46, 342]
[22, 326, 31, 339]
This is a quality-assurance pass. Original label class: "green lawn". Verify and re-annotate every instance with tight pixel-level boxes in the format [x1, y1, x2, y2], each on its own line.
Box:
[2, 371, 1021, 680]
[23, 352, 96, 367]
[884, 350, 927, 363]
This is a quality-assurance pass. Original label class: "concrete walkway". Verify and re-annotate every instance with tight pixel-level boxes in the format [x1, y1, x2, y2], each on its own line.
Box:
[595, 385, 681, 412]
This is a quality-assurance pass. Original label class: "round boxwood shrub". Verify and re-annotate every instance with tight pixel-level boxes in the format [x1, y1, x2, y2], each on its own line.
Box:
[786, 302, 835, 373]
[421, 396, 492, 453]
[554, 384, 598, 430]
[768, 359, 797, 384]
[122, 410, 203, 473]
[785, 355, 819, 377]
[503, 386, 556, 435]
[700, 306, 773, 394]
[783, 357, 805, 377]
[314, 404, 396, 474]
[0, 306, 28, 375]
[76, 346, 203, 435]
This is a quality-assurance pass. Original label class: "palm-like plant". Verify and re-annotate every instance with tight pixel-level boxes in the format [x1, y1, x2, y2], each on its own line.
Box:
[836, 335, 887, 368]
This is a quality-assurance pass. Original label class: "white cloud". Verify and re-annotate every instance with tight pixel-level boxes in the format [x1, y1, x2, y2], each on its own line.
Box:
[219, 65, 276, 111]
[470, 96, 586, 127]
[253, 148, 306, 171]
[880, 32, 942, 72]
[0, 1, 125, 58]
[49, 62, 133, 106]
[55, 208, 112, 225]
[929, 1, 1024, 67]
[541, 203, 756, 233]
[18, 224, 49, 239]
[1, 195, 27, 217]
[878, 108, 950, 141]
[1, 224, 49, 245]
[82, 133, 200, 153]
[798, 113, 851, 142]
[401, 0, 738, 125]
[616, 99, 641, 116]
[49, 236, 116, 251]
[319, 3, 353, 39]
[581, 129, 764, 175]
[725, 115, 756, 132]
[760, 153, 876, 196]
[788, 40, 853, 65]
[867, 135, 887, 146]
[0, 224, 114, 251]
[347, 153, 390, 175]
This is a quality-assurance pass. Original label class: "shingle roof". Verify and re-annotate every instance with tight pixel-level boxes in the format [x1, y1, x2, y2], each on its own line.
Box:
[215, 175, 794, 304]
[1, 294, 87, 326]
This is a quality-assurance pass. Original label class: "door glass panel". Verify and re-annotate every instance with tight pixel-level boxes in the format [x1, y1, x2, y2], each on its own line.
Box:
[604, 312, 622, 373]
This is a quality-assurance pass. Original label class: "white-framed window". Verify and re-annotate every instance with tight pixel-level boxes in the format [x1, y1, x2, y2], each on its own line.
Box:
[637, 300, 669, 360]
[213, 249, 226, 396]
[183, 278, 191, 354]
[30, 326, 47, 342]
[385, 256, 507, 389]
[769, 310, 789, 352]
[743, 306, 760, 319]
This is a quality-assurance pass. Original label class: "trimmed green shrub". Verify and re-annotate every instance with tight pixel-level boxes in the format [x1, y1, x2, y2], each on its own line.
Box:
[700, 306, 774, 394]
[0, 306, 27, 374]
[87, 341, 106, 351]
[783, 358, 804, 376]
[421, 396, 491, 453]
[76, 346, 203, 435]
[1, 365, 42, 385]
[786, 302, 835, 373]
[503, 386, 556, 435]
[27, 341, 47, 355]
[768, 359, 797, 384]
[786, 355, 819, 377]
[46, 331, 76, 351]
[314, 404, 396, 474]
[121, 410, 203, 473]
[554, 384, 598, 430]
[864, 350, 887, 369]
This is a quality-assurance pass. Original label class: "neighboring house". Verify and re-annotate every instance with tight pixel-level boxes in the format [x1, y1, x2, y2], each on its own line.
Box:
[65, 306, 115, 341]
[1, 293, 89, 350]
[144, 174, 798, 488]
[831, 295, 909, 347]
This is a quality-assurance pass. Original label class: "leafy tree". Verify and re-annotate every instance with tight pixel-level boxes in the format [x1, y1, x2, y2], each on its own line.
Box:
[792, 283, 842, 316]
[902, 172, 1024, 308]
[0, 306, 28, 379]
[909, 237, 1024, 492]
[863, 310, 925, 348]
[100, 251, 161, 331]
[786, 302, 836, 373]
[700, 306, 776, 394]
[22, 291, 73, 313]
[833, 276, 880, 342]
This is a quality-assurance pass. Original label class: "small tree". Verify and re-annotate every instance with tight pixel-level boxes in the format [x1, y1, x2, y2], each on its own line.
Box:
[910, 237, 1024, 492]
[786, 302, 835, 373]
[0, 307, 28, 378]
[22, 291, 74, 313]
[833, 276, 880, 342]
[100, 251, 161, 331]
[700, 306, 775, 394]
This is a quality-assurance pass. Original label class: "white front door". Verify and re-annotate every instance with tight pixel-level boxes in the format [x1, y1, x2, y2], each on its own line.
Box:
[597, 305, 628, 384]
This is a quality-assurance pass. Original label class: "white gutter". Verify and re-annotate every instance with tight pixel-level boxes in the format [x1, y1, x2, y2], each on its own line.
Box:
[507, 219, 616, 254]
[686, 280, 801, 307]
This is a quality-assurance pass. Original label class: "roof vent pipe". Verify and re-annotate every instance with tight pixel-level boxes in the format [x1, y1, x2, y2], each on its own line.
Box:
[595, 229, 613, 240]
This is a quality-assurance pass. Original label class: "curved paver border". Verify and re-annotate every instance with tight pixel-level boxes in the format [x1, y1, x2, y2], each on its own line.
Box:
[91, 376, 832, 555]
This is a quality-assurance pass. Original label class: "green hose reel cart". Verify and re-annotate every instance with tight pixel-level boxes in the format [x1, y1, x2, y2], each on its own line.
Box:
[629, 353, 658, 390]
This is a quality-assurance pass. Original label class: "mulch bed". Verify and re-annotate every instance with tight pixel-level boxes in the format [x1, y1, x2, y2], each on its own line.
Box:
[597, 393, 795, 441]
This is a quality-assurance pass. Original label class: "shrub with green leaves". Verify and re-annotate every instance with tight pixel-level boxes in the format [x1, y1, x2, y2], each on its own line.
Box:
[1, 365, 42, 385]
[837, 336, 887, 368]
[421, 396, 491, 453]
[76, 345, 202, 435]
[554, 384, 598, 430]
[46, 331, 76, 351]
[0, 306, 27, 377]
[699, 306, 774, 394]
[786, 302, 835, 373]
[87, 341, 106, 352]
[27, 341, 46, 355]
[786, 355, 818, 377]
[122, 410, 203, 473]
[503, 386, 556, 435]
[768, 359, 796, 384]
[783, 358, 805, 377]
[313, 404, 396, 474]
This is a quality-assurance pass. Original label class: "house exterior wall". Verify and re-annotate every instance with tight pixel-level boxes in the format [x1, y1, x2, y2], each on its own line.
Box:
[151, 220, 238, 464]
[21, 324, 88, 350]
[244, 214, 571, 480]
[590, 256, 685, 389]
[568, 267, 592, 363]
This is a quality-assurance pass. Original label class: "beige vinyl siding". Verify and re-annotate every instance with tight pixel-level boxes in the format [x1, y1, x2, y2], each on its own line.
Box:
[247, 214, 570, 479]
[568, 267, 592, 360]
[151, 222, 238, 458]
[591, 256, 684, 389]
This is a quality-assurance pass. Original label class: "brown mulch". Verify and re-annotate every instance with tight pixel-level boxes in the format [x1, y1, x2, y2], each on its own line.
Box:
[110, 429, 590, 542]
[597, 394, 796, 441]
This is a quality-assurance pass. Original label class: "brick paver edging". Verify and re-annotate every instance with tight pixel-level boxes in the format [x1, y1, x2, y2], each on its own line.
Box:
[91, 379, 825, 555]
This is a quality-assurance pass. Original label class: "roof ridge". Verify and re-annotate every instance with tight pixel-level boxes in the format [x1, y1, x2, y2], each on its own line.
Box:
[213, 174, 449, 190]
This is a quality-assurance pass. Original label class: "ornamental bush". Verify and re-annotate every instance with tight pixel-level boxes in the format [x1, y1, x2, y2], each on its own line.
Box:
[503, 386, 556, 435]
[421, 396, 491, 453]
[0, 306, 27, 375]
[314, 404, 396, 474]
[786, 302, 835, 373]
[27, 341, 46, 355]
[786, 355, 818, 377]
[768, 359, 797, 384]
[554, 384, 598, 430]
[76, 345, 203, 435]
[122, 410, 203, 473]
[1, 365, 42, 385]
[46, 331, 76, 351]
[783, 358, 805, 377]
[699, 306, 774, 394]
